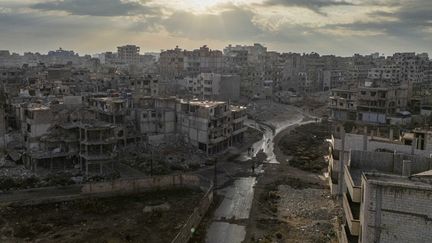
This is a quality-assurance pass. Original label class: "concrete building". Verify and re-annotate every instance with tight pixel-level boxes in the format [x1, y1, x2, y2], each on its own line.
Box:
[135, 97, 177, 138]
[131, 75, 159, 97]
[223, 43, 267, 64]
[329, 81, 408, 124]
[159, 45, 223, 80]
[329, 88, 357, 121]
[176, 100, 246, 154]
[182, 73, 240, 101]
[357, 83, 408, 124]
[79, 122, 117, 174]
[332, 148, 432, 243]
[117, 45, 140, 65]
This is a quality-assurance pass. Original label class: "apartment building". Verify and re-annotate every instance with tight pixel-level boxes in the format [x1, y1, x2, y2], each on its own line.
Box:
[330, 81, 408, 124]
[135, 97, 177, 139]
[182, 73, 240, 101]
[223, 43, 267, 65]
[176, 100, 247, 154]
[159, 45, 223, 79]
[117, 45, 140, 65]
[329, 88, 357, 121]
[357, 83, 408, 124]
[331, 149, 432, 243]
[130, 74, 159, 97]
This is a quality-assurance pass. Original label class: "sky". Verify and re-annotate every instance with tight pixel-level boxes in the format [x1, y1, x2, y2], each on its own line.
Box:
[0, 0, 431, 56]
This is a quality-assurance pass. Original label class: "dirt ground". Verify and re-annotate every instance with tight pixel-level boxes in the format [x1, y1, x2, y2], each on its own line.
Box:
[245, 122, 340, 243]
[0, 189, 203, 243]
[277, 122, 332, 173]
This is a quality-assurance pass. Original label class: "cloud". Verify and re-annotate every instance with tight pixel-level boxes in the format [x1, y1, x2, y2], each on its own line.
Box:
[161, 7, 264, 41]
[32, 0, 157, 16]
[261, 0, 355, 14]
[0, 0, 431, 55]
[336, 0, 432, 38]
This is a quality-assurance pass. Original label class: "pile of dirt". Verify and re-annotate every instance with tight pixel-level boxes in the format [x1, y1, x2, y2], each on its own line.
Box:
[0, 189, 203, 243]
[278, 122, 331, 172]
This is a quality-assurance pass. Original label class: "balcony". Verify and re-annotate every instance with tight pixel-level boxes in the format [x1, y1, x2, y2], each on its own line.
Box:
[79, 152, 116, 161]
[344, 166, 362, 203]
[232, 126, 247, 135]
[343, 193, 360, 236]
[233, 116, 247, 123]
[210, 136, 228, 144]
[339, 224, 359, 243]
[81, 137, 117, 145]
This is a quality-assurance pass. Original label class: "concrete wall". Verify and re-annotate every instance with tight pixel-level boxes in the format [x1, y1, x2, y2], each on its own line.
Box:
[350, 150, 432, 175]
[334, 133, 432, 157]
[82, 174, 201, 194]
[362, 179, 432, 243]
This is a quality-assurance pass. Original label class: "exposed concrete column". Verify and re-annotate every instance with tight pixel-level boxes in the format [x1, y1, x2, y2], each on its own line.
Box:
[363, 126, 368, 151]
[389, 128, 394, 141]
[338, 128, 346, 196]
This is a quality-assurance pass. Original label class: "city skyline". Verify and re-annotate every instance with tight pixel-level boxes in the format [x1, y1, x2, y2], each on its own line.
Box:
[0, 0, 431, 56]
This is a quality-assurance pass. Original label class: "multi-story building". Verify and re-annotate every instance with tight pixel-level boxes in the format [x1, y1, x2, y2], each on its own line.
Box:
[159, 45, 223, 80]
[330, 81, 409, 124]
[117, 45, 140, 65]
[182, 73, 240, 101]
[330, 148, 432, 243]
[223, 43, 267, 65]
[130, 74, 159, 97]
[356, 83, 408, 124]
[176, 100, 247, 154]
[329, 88, 357, 121]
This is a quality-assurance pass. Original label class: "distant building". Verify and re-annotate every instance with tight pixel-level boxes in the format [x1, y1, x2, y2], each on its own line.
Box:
[117, 45, 140, 65]
[182, 73, 240, 101]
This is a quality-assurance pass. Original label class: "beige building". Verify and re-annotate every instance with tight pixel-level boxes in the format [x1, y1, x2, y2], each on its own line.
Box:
[176, 100, 247, 154]
[117, 45, 140, 65]
[337, 151, 432, 243]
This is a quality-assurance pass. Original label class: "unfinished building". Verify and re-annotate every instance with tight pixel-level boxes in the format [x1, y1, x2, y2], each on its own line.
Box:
[334, 150, 432, 243]
[176, 100, 246, 154]
[79, 122, 117, 175]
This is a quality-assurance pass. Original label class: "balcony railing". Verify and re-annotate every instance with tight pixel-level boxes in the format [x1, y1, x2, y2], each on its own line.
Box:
[344, 165, 362, 203]
[343, 193, 360, 236]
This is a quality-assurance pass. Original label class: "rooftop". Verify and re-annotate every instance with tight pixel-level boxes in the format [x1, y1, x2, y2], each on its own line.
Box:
[92, 97, 125, 103]
[180, 99, 226, 108]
